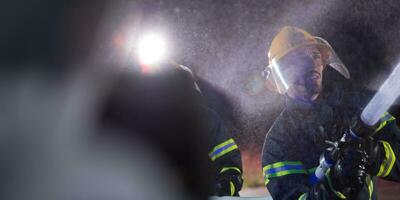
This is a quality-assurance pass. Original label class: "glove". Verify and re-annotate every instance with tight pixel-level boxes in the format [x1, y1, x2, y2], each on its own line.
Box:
[215, 169, 243, 196]
[364, 138, 385, 176]
[347, 113, 385, 176]
[330, 141, 368, 198]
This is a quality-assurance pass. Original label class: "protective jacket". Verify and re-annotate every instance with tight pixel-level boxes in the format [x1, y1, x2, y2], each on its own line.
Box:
[203, 105, 242, 196]
[177, 65, 243, 196]
[262, 73, 400, 199]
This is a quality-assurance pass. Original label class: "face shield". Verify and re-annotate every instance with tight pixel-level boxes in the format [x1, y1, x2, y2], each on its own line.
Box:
[264, 36, 350, 94]
[314, 37, 350, 80]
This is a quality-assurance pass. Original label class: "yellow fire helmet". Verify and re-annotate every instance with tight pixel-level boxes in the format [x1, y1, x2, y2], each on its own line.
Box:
[264, 26, 350, 94]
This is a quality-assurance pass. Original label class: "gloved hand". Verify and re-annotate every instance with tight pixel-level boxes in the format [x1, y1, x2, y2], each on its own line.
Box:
[215, 169, 243, 196]
[330, 141, 368, 197]
[364, 138, 385, 176]
[347, 112, 384, 177]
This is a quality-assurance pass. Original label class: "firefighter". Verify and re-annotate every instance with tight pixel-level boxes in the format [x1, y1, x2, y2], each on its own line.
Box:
[177, 64, 244, 197]
[105, 59, 243, 197]
[204, 105, 243, 197]
[169, 63, 243, 197]
[261, 26, 400, 199]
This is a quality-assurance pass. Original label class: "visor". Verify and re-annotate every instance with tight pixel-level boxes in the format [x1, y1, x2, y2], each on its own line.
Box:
[265, 36, 350, 94]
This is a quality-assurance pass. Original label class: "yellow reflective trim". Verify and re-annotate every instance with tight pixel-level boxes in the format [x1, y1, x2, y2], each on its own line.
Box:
[263, 161, 306, 180]
[210, 144, 238, 161]
[264, 178, 270, 186]
[230, 181, 235, 196]
[209, 138, 235, 155]
[326, 173, 347, 199]
[265, 169, 307, 178]
[375, 112, 396, 133]
[263, 161, 304, 171]
[366, 176, 373, 200]
[220, 167, 241, 174]
[377, 141, 396, 177]
[262, 162, 315, 186]
[298, 193, 307, 200]
[208, 138, 238, 161]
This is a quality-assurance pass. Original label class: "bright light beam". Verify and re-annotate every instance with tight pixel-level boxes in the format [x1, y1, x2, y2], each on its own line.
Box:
[137, 33, 167, 65]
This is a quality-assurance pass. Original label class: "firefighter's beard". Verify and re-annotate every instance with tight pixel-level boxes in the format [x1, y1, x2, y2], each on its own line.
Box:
[304, 74, 322, 95]
[288, 73, 322, 102]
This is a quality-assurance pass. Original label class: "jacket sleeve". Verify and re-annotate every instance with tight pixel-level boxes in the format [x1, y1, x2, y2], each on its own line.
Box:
[372, 112, 400, 181]
[202, 105, 242, 196]
[262, 114, 347, 200]
[202, 105, 242, 172]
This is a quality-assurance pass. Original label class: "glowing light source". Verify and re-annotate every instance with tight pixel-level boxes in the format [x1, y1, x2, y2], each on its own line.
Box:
[136, 33, 167, 65]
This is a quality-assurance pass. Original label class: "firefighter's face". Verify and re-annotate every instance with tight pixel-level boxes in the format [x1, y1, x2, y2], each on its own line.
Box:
[279, 46, 325, 99]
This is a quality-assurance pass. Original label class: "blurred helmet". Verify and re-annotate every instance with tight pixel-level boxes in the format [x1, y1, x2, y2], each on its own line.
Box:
[264, 26, 350, 94]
